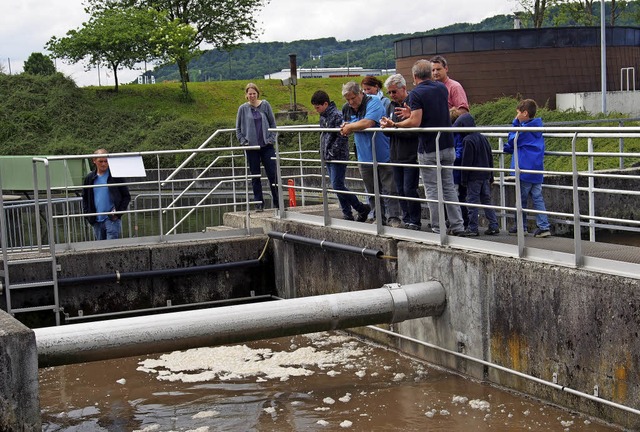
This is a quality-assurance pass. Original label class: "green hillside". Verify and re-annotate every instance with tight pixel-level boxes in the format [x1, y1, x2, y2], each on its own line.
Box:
[1, 73, 638, 171]
[150, 15, 516, 83]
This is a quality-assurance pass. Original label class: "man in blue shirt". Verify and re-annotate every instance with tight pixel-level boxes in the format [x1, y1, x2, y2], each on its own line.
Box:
[82, 149, 131, 240]
[340, 81, 401, 227]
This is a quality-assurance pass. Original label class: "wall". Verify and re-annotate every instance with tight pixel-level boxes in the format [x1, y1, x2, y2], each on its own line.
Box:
[265, 220, 640, 429]
[0, 310, 40, 431]
[557, 90, 640, 116]
[1, 232, 275, 327]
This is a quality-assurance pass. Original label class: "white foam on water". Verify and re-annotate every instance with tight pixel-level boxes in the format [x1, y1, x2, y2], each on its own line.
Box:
[469, 399, 491, 412]
[137, 333, 365, 383]
[392, 373, 405, 381]
[323, 397, 336, 405]
[340, 420, 353, 428]
[339, 393, 352, 403]
[133, 425, 160, 432]
[192, 410, 219, 419]
[452, 395, 469, 404]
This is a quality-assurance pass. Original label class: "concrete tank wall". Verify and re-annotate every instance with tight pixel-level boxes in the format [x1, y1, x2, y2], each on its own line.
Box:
[392, 242, 639, 428]
[0, 310, 40, 431]
[1, 233, 275, 327]
[266, 221, 640, 429]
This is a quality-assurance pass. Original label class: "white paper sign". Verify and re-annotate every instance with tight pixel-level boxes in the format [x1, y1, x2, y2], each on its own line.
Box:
[108, 156, 146, 178]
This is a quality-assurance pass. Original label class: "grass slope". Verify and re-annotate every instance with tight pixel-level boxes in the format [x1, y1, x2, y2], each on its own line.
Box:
[1, 74, 638, 171]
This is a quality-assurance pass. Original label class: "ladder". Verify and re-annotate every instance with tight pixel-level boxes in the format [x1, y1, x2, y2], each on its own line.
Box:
[1, 171, 61, 326]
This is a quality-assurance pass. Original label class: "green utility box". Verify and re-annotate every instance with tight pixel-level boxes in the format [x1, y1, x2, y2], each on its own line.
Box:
[0, 156, 90, 191]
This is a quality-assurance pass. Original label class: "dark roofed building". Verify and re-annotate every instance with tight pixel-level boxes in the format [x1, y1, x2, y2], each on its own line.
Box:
[393, 26, 640, 109]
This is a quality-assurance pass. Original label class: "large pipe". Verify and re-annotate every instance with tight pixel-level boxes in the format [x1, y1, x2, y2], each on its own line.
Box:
[34, 282, 445, 367]
[268, 231, 383, 259]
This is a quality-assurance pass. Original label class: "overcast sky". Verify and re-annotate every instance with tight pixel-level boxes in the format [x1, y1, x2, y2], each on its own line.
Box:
[1, 0, 515, 87]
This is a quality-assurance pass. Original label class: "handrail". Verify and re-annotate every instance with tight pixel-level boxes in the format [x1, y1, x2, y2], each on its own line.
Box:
[2, 124, 638, 278]
[161, 128, 237, 186]
[271, 124, 640, 279]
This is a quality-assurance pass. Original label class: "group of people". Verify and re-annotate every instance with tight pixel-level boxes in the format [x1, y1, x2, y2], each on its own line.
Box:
[82, 57, 551, 241]
[309, 57, 548, 237]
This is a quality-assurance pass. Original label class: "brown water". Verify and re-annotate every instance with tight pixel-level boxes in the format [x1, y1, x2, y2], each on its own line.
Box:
[39, 332, 622, 432]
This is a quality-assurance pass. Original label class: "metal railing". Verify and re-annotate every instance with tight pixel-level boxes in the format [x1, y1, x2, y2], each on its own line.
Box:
[271, 125, 640, 279]
[0, 144, 262, 255]
[1, 124, 639, 279]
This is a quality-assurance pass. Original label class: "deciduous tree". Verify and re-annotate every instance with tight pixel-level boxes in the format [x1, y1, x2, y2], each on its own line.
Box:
[46, 7, 156, 91]
[513, 0, 562, 27]
[87, 0, 269, 94]
[23, 53, 57, 76]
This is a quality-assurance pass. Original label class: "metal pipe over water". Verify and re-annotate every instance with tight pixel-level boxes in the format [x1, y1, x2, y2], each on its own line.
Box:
[34, 282, 445, 367]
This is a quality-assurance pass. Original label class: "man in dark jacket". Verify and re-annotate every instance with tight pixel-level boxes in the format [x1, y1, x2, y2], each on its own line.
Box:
[383, 74, 421, 230]
[453, 114, 499, 236]
[82, 148, 131, 240]
[311, 90, 370, 221]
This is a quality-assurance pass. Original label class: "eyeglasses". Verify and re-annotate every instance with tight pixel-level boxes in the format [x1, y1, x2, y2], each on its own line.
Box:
[387, 90, 398, 95]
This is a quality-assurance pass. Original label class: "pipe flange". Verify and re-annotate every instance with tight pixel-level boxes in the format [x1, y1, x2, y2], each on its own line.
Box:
[384, 283, 409, 323]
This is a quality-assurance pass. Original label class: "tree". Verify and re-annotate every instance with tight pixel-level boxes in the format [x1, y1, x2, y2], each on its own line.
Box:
[23, 52, 57, 76]
[146, 11, 198, 95]
[513, 0, 562, 27]
[554, 0, 598, 25]
[46, 6, 157, 91]
[88, 0, 269, 94]
[610, 0, 628, 25]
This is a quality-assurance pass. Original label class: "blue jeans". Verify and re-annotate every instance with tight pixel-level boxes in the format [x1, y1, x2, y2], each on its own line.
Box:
[519, 181, 550, 230]
[418, 147, 464, 233]
[327, 162, 364, 217]
[92, 218, 122, 240]
[392, 165, 421, 226]
[466, 179, 498, 232]
[246, 145, 279, 208]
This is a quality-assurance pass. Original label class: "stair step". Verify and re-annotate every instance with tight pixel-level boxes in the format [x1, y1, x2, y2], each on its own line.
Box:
[11, 304, 58, 314]
[9, 280, 55, 290]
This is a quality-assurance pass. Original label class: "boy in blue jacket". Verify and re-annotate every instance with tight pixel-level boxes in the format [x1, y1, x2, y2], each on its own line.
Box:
[504, 99, 551, 238]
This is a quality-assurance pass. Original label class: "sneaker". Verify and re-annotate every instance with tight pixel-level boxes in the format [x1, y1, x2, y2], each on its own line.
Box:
[533, 228, 551, 238]
[356, 204, 371, 222]
[464, 229, 480, 237]
[255, 203, 264, 213]
[343, 214, 355, 221]
[367, 210, 376, 222]
[405, 223, 421, 231]
[387, 217, 403, 228]
[508, 226, 527, 236]
[448, 229, 468, 237]
[484, 227, 500, 235]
